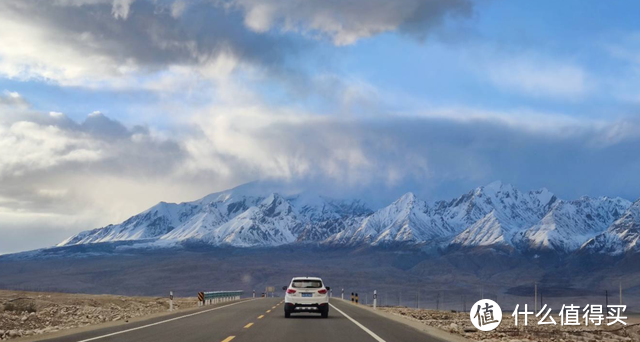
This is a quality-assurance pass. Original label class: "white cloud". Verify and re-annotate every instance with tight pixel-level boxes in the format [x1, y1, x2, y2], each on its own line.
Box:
[233, 0, 472, 45]
[0, 7, 128, 85]
[112, 0, 135, 19]
[38, 188, 70, 199]
[604, 32, 640, 66]
[0, 121, 103, 176]
[243, 3, 276, 33]
[487, 56, 590, 99]
[600, 32, 640, 104]
[170, 0, 187, 18]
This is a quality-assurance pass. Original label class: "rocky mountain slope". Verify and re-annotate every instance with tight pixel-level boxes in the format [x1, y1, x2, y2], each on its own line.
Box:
[581, 199, 640, 255]
[514, 196, 631, 253]
[57, 181, 636, 255]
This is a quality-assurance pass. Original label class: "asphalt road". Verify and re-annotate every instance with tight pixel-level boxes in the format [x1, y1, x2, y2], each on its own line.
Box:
[39, 298, 450, 342]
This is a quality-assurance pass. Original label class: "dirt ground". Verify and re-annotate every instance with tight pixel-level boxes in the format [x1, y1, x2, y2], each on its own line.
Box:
[0, 290, 197, 340]
[379, 307, 640, 342]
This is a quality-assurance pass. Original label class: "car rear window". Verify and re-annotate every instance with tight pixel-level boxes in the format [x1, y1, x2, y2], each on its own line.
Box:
[291, 280, 323, 288]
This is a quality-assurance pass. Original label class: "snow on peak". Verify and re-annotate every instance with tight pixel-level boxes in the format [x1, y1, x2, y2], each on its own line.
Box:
[482, 180, 512, 195]
[395, 192, 417, 204]
[57, 181, 637, 254]
[515, 196, 631, 253]
[451, 210, 515, 247]
[326, 192, 448, 245]
[581, 199, 640, 255]
[259, 193, 293, 217]
[530, 188, 555, 207]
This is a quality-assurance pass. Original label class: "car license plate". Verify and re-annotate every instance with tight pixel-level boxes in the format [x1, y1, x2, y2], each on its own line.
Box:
[302, 293, 312, 297]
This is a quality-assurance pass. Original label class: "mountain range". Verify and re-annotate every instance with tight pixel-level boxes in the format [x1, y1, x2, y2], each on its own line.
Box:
[57, 181, 640, 256]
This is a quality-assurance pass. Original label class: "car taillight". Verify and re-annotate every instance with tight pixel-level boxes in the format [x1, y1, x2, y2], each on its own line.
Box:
[318, 289, 327, 294]
[287, 289, 296, 294]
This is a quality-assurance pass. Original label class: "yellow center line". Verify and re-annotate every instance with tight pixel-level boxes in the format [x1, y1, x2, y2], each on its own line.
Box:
[221, 336, 235, 342]
[258, 315, 264, 319]
[244, 323, 254, 329]
[266, 309, 271, 313]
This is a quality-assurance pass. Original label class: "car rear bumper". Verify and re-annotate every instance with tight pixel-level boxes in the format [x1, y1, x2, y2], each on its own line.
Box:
[284, 302, 328, 312]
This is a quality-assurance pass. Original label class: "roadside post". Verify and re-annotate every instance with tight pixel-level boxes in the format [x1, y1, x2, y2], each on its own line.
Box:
[373, 290, 377, 310]
[351, 292, 354, 303]
[253, 290, 255, 298]
[198, 292, 204, 306]
[341, 288, 344, 300]
[169, 291, 174, 311]
[355, 293, 359, 304]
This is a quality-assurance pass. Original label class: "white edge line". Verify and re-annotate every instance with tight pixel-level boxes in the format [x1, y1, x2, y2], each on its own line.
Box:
[330, 303, 386, 342]
[77, 299, 257, 342]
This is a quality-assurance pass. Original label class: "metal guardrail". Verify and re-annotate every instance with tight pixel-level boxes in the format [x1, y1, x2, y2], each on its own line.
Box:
[198, 290, 243, 306]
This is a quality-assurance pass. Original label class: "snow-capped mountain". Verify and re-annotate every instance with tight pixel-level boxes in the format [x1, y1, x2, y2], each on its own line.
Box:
[158, 193, 263, 242]
[290, 193, 372, 242]
[326, 192, 451, 246]
[450, 210, 517, 247]
[328, 181, 557, 247]
[58, 181, 638, 255]
[58, 201, 199, 245]
[59, 185, 373, 248]
[581, 200, 640, 255]
[198, 194, 300, 247]
[514, 197, 631, 253]
[434, 181, 556, 233]
[447, 181, 556, 248]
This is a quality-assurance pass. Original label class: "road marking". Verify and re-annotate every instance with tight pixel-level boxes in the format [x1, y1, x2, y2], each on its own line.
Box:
[221, 336, 235, 342]
[330, 304, 386, 342]
[272, 306, 276, 309]
[258, 315, 264, 319]
[244, 323, 254, 328]
[266, 309, 271, 313]
[75, 300, 256, 342]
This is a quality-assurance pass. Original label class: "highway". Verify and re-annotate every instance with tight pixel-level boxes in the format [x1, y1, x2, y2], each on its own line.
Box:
[38, 298, 453, 342]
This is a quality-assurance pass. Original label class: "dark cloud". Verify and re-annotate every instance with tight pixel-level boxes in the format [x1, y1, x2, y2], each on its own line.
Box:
[231, 0, 474, 45]
[81, 112, 132, 139]
[0, 0, 302, 74]
[0, 0, 474, 86]
[0, 92, 29, 107]
[398, 0, 473, 40]
[183, 109, 640, 203]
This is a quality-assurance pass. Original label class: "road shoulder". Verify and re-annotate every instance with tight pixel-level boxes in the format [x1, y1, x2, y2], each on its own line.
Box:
[332, 299, 472, 342]
[13, 299, 254, 342]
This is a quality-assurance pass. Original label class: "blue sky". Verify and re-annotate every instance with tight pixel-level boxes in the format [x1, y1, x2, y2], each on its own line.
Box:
[5, 0, 640, 122]
[1, 0, 640, 253]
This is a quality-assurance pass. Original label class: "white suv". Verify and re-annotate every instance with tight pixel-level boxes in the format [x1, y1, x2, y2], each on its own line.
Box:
[283, 277, 330, 318]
